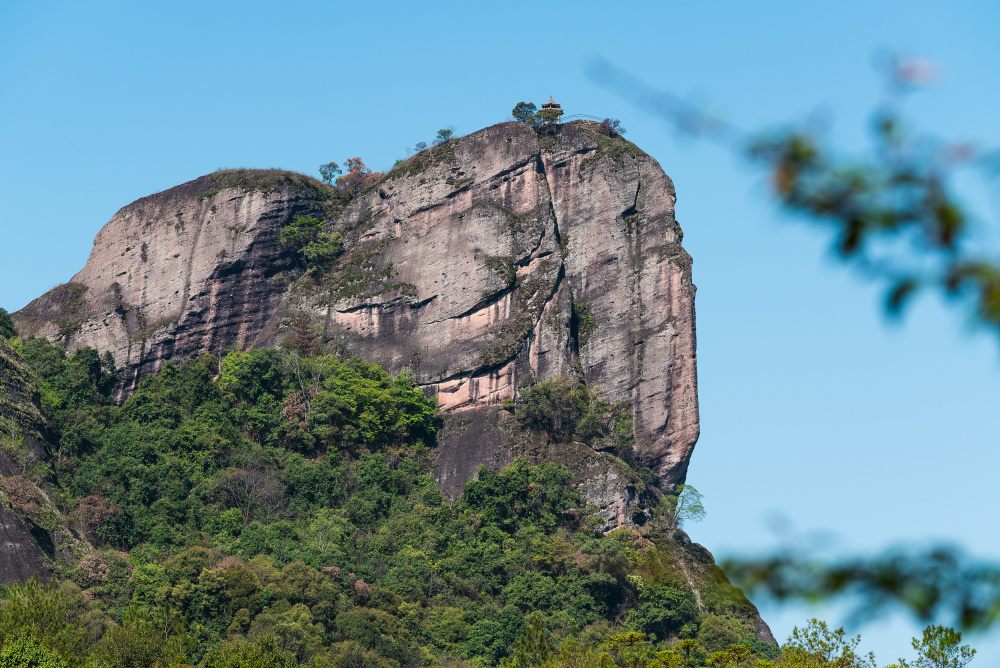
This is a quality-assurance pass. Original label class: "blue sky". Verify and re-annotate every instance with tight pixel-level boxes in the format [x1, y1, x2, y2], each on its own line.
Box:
[2, 0, 998, 662]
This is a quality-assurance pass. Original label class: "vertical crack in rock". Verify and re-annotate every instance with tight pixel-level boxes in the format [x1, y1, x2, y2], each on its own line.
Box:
[178, 209, 203, 320]
[626, 171, 646, 465]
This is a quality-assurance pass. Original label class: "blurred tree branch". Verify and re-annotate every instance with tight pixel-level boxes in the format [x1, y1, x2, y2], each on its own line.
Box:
[721, 546, 1000, 633]
[589, 57, 1000, 334]
[589, 56, 1000, 633]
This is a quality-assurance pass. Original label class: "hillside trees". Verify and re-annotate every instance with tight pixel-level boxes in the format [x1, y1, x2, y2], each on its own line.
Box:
[889, 625, 976, 668]
[3, 339, 771, 665]
[0, 308, 16, 339]
[778, 619, 877, 668]
[3, 334, 981, 665]
[0, 635, 69, 668]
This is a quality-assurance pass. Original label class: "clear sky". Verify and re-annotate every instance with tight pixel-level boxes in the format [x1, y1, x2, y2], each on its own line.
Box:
[2, 0, 998, 662]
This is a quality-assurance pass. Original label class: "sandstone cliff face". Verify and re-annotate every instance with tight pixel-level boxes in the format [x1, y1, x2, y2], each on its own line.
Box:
[0, 506, 51, 585]
[15, 172, 331, 400]
[14, 121, 699, 519]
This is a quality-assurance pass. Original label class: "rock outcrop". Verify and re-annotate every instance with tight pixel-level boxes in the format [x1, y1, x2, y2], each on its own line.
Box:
[14, 171, 331, 399]
[14, 121, 699, 517]
[0, 338, 54, 584]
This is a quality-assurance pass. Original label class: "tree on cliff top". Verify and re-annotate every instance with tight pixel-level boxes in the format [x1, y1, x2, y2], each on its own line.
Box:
[433, 128, 454, 145]
[318, 161, 341, 186]
[512, 101, 538, 127]
[317, 157, 381, 199]
[335, 157, 380, 198]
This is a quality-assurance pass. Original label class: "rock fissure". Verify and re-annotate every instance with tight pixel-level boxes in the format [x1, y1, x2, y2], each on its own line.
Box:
[177, 206, 206, 322]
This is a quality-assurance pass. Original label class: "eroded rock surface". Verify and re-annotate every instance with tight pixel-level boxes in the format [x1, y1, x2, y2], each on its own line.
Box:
[14, 121, 699, 518]
[15, 172, 331, 400]
[0, 505, 51, 585]
[0, 340, 53, 583]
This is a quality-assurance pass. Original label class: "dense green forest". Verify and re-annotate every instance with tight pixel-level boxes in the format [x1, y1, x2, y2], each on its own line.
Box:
[0, 311, 976, 667]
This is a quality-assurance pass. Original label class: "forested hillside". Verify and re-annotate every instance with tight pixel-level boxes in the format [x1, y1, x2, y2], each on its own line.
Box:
[0, 317, 781, 667]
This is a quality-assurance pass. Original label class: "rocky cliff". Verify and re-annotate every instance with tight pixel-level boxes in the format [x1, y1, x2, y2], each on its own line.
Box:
[0, 338, 54, 584]
[14, 120, 699, 518]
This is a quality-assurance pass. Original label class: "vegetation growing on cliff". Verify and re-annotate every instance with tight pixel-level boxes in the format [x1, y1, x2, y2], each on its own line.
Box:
[0, 309, 16, 340]
[280, 216, 344, 274]
[579, 128, 647, 172]
[196, 169, 337, 205]
[251, 158, 418, 307]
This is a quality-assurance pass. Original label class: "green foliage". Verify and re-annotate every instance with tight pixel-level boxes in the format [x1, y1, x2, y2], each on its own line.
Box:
[318, 161, 342, 186]
[434, 128, 454, 145]
[280, 216, 324, 248]
[780, 619, 877, 668]
[534, 108, 563, 125]
[512, 102, 539, 127]
[626, 580, 699, 641]
[501, 615, 553, 668]
[0, 634, 69, 668]
[890, 625, 976, 668]
[695, 615, 740, 654]
[219, 349, 437, 454]
[737, 634, 781, 660]
[90, 606, 196, 667]
[0, 580, 110, 663]
[498, 626, 786, 668]
[196, 169, 335, 203]
[658, 485, 706, 535]
[0, 308, 16, 339]
[279, 216, 343, 273]
[512, 377, 634, 455]
[336, 608, 419, 668]
[7, 340, 791, 666]
[572, 300, 596, 347]
[602, 631, 662, 668]
[459, 459, 579, 534]
[201, 635, 298, 668]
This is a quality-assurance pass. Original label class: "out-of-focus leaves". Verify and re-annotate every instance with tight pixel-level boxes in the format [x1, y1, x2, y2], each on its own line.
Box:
[887, 278, 920, 314]
[721, 546, 1000, 632]
[591, 54, 1000, 635]
[590, 56, 1000, 339]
